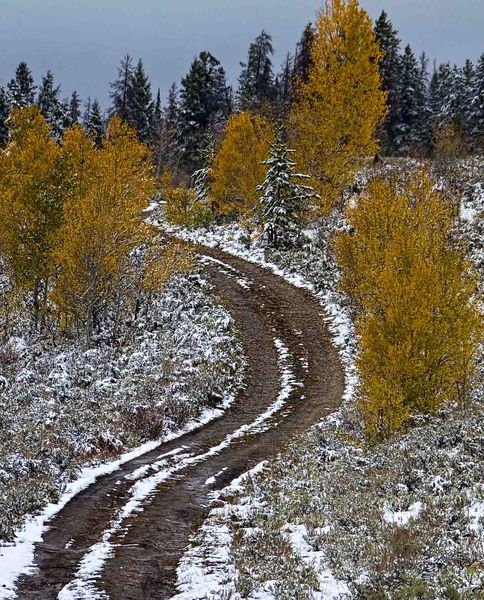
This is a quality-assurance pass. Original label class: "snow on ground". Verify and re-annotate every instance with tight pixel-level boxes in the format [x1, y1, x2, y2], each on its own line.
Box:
[0, 271, 245, 598]
[58, 338, 301, 598]
[163, 182, 483, 598]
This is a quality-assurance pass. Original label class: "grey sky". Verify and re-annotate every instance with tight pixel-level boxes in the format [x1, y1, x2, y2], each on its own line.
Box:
[0, 1, 483, 111]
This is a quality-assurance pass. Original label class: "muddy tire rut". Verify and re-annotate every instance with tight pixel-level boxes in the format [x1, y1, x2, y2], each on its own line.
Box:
[14, 245, 344, 600]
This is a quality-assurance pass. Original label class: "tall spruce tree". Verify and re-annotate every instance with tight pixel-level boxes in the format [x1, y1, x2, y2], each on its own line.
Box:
[258, 128, 317, 248]
[461, 59, 475, 135]
[395, 45, 428, 155]
[374, 10, 401, 153]
[237, 30, 276, 112]
[84, 98, 104, 146]
[178, 51, 229, 169]
[69, 91, 82, 125]
[7, 62, 36, 108]
[293, 23, 315, 87]
[37, 70, 66, 139]
[470, 53, 484, 150]
[429, 62, 456, 128]
[109, 54, 134, 121]
[125, 59, 154, 143]
[0, 87, 9, 145]
[275, 53, 294, 113]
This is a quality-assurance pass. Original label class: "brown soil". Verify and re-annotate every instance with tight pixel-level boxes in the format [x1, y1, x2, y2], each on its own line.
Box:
[15, 245, 344, 600]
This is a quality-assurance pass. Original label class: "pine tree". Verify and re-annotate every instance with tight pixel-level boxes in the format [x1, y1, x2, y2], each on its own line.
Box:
[84, 98, 104, 146]
[69, 91, 82, 125]
[191, 135, 215, 202]
[125, 59, 154, 143]
[0, 87, 9, 145]
[258, 129, 317, 247]
[429, 62, 456, 128]
[7, 62, 36, 108]
[165, 82, 179, 131]
[275, 53, 294, 113]
[460, 60, 475, 136]
[290, 0, 386, 212]
[178, 51, 229, 169]
[109, 54, 134, 121]
[374, 10, 401, 153]
[37, 70, 66, 139]
[394, 45, 428, 155]
[237, 30, 276, 112]
[470, 53, 484, 150]
[293, 23, 315, 87]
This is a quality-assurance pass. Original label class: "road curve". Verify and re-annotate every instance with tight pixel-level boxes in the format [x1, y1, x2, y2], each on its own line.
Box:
[15, 245, 344, 600]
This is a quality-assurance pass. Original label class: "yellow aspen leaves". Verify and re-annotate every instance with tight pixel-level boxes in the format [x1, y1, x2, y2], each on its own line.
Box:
[335, 170, 482, 437]
[290, 0, 387, 213]
[210, 111, 274, 216]
[0, 107, 63, 324]
[53, 118, 156, 337]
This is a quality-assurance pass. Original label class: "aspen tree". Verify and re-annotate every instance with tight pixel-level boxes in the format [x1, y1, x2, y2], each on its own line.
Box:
[0, 107, 63, 326]
[54, 118, 155, 340]
[335, 171, 482, 437]
[210, 111, 273, 216]
[290, 0, 386, 213]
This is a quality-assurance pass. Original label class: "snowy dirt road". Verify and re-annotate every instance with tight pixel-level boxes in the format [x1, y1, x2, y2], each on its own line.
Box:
[14, 245, 344, 600]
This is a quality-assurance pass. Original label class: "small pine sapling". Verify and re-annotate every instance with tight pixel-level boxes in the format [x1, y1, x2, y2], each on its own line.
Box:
[258, 128, 318, 248]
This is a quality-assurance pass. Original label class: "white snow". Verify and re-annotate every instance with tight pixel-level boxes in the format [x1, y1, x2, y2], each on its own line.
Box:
[57, 338, 300, 598]
[383, 501, 424, 526]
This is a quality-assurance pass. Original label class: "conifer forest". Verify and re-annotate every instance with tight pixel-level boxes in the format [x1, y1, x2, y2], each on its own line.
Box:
[0, 2, 483, 599]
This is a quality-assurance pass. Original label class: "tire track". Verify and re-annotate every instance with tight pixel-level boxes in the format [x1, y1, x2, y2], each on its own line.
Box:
[15, 245, 344, 600]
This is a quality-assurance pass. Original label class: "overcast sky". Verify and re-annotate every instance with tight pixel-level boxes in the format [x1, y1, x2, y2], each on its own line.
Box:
[0, 0, 483, 110]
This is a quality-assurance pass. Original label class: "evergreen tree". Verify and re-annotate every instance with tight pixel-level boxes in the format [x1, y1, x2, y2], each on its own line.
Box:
[275, 53, 294, 113]
[395, 45, 428, 155]
[374, 10, 401, 153]
[258, 129, 317, 248]
[178, 51, 229, 169]
[429, 62, 456, 128]
[109, 54, 134, 121]
[292, 23, 315, 87]
[165, 82, 179, 130]
[69, 91, 82, 125]
[0, 87, 9, 145]
[470, 53, 484, 150]
[125, 59, 154, 143]
[84, 98, 104, 146]
[7, 62, 36, 108]
[191, 135, 215, 201]
[461, 59, 475, 135]
[37, 70, 66, 139]
[237, 30, 276, 111]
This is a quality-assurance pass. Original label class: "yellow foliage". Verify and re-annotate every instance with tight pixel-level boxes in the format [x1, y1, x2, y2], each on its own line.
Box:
[335, 170, 482, 437]
[53, 118, 155, 335]
[163, 185, 213, 228]
[210, 111, 274, 216]
[290, 0, 387, 213]
[142, 240, 194, 293]
[0, 107, 62, 308]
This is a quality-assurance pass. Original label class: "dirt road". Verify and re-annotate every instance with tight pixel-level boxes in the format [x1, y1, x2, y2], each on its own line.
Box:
[15, 245, 344, 599]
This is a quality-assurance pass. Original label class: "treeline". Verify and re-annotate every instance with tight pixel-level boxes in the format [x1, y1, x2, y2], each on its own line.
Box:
[1, 9, 483, 177]
[0, 108, 190, 343]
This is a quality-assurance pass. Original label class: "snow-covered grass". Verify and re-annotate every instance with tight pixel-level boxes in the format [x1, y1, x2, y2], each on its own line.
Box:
[0, 270, 244, 580]
[162, 162, 484, 598]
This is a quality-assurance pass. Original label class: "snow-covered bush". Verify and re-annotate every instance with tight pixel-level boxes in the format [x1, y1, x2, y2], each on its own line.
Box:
[0, 271, 244, 542]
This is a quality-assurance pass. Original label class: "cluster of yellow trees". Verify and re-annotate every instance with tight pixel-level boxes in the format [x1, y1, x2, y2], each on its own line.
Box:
[166, 0, 386, 223]
[0, 107, 188, 342]
[336, 171, 482, 436]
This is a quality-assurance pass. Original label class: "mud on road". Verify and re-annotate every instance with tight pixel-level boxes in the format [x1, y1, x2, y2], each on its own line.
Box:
[15, 245, 344, 600]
